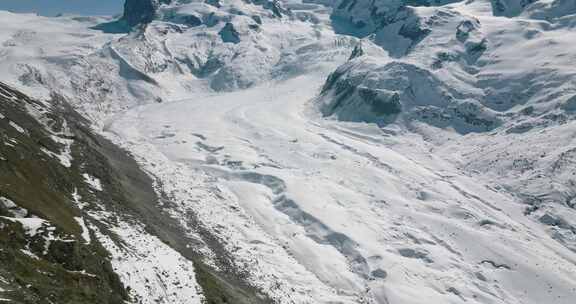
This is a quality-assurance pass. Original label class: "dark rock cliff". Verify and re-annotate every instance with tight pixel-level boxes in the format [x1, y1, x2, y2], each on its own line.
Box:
[122, 0, 172, 27]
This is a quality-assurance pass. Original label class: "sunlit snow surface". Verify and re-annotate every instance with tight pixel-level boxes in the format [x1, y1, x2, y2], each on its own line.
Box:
[106, 69, 576, 304]
[1, 0, 576, 303]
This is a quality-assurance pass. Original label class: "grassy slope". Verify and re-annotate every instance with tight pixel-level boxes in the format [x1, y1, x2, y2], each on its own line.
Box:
[0, 83, 269, 304]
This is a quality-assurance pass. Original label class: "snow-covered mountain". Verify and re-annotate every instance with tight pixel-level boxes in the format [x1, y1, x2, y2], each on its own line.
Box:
[1, 0, 576, 303]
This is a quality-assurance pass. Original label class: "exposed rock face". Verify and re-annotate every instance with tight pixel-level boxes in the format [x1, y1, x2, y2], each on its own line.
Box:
[319, 58, 500, 132]
[219, 22, 241, 44]
[122, 0, 172, 27]
[332, 0, 463, 37]
[205, 0, 222, 8]
[490, 0, 537, 17]
[122, 0, 289, 28]
[319, 63, 403, 124]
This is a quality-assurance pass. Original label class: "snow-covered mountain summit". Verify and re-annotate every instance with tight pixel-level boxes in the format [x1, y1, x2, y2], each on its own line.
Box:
[0, 0, 353, 121]
[1, 0, 576, 303]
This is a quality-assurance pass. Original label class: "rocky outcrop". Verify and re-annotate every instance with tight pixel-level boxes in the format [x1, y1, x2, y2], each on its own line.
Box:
[248, 0, 291, 18]
[319, 63, 403, 124]
[122, 0, 172, 27]
[122, 0, 290, 28]
[318, 57, 501, 132]
[490, 0, 535, 17]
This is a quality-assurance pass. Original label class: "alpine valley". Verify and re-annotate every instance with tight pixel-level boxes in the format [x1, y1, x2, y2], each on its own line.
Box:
[1, 0, 576, 303]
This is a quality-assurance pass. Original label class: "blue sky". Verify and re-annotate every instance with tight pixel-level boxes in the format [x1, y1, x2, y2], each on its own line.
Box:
[0, 0, 124, 16]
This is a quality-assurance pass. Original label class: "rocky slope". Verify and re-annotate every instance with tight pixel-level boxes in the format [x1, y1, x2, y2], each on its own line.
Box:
[0, 82, 268, 304]
[0, 83, 127, 303]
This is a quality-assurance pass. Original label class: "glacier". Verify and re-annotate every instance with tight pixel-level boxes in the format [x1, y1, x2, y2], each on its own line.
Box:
[1, 0, 576, 303]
